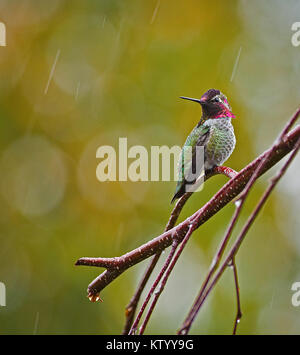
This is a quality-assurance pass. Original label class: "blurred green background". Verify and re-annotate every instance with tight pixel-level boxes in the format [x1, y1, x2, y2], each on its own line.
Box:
[0, 0, 300, 334]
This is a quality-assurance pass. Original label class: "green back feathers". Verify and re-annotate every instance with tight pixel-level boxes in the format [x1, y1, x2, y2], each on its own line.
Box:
[171, 124, 210, 203]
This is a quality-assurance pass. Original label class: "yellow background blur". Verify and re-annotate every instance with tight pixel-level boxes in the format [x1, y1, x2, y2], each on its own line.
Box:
[0, 0, 300, 334]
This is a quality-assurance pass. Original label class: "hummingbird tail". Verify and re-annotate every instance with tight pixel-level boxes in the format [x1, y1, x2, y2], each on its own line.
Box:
[171, 185, 186, 204]
[170, 195, 177, 204]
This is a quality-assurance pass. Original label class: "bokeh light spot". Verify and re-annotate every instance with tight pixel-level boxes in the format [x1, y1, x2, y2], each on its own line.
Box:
[0, 135, 67, 216]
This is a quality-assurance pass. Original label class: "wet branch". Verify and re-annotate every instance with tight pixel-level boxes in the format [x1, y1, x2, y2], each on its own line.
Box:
[178, 136, 300, 334]
[230, 257, 242, 335]
[75, 107, 300, 334]
[129, 236, 181, 335]
[123, 165, 236, 334]
[177, 107, 300, 334]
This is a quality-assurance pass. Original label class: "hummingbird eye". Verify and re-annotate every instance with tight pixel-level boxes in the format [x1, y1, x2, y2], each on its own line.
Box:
[212, 96, 221, 103]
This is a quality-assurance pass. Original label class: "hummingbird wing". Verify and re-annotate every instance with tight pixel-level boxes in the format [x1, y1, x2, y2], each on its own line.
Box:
[171, 124, 211, 203]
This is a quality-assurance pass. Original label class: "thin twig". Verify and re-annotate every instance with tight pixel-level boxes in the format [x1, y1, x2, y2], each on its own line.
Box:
[179, 193, 243, 334]
[123, 252, 161, 334]
[123, 191, 194, 334]
[178, 135, 300, 334]
[75, 118, 300, 323]
[136, 169, 238, 334]
[178, 108, 300, 334]
[129, 235, 180, 335]
[136, 170, 238, 334]
[230, 257, 242, 335]
[122, 166, 236, 334]
[138, 223, 197, 334]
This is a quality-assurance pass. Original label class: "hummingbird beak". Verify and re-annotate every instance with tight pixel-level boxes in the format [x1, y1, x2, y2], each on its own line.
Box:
[180, 96, 205, 105]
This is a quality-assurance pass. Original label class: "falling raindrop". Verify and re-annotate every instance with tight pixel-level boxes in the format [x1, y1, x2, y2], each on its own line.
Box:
[44, 49, 60, 95]
[75, 81, 80, 101]
[150, 0, 161, 24]
[33, 312, 40, 335]
[230, 46, 242, 82]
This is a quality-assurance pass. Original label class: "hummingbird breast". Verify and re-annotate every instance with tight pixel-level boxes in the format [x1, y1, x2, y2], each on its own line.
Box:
[203, 118, 236, 170]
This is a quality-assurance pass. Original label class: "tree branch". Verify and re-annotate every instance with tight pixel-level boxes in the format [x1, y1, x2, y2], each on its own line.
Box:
[129, 236, 181, 335]
[75, 122, 300, 304]
[122, 252, 161, 334]
[230, 257, 242, 335]
[179, 136, 300, 333]
[177, 107, 300, 334]
[122, 165, 236, 334]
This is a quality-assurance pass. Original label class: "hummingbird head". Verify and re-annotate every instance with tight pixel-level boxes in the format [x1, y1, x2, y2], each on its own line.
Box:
[180, 89, 235, 119]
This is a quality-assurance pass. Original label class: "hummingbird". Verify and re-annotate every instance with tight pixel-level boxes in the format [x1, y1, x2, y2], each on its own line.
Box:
[171, 89, 236, 203]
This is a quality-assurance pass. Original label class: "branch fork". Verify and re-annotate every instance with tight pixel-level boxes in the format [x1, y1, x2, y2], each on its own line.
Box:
[75, 107, 300, 334]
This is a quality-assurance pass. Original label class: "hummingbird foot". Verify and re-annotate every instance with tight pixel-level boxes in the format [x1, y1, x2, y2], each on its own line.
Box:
[171, 166, 237, 204]
[209, 166, 243, 205]
[210, 166, 237, 179]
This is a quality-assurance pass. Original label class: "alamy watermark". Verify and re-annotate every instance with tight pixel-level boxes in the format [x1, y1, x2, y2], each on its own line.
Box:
[291, 22, 300, 47]
[96, 137, 205, 193]
[0, 282, 6, 307]
[291, 282, 300, 307]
